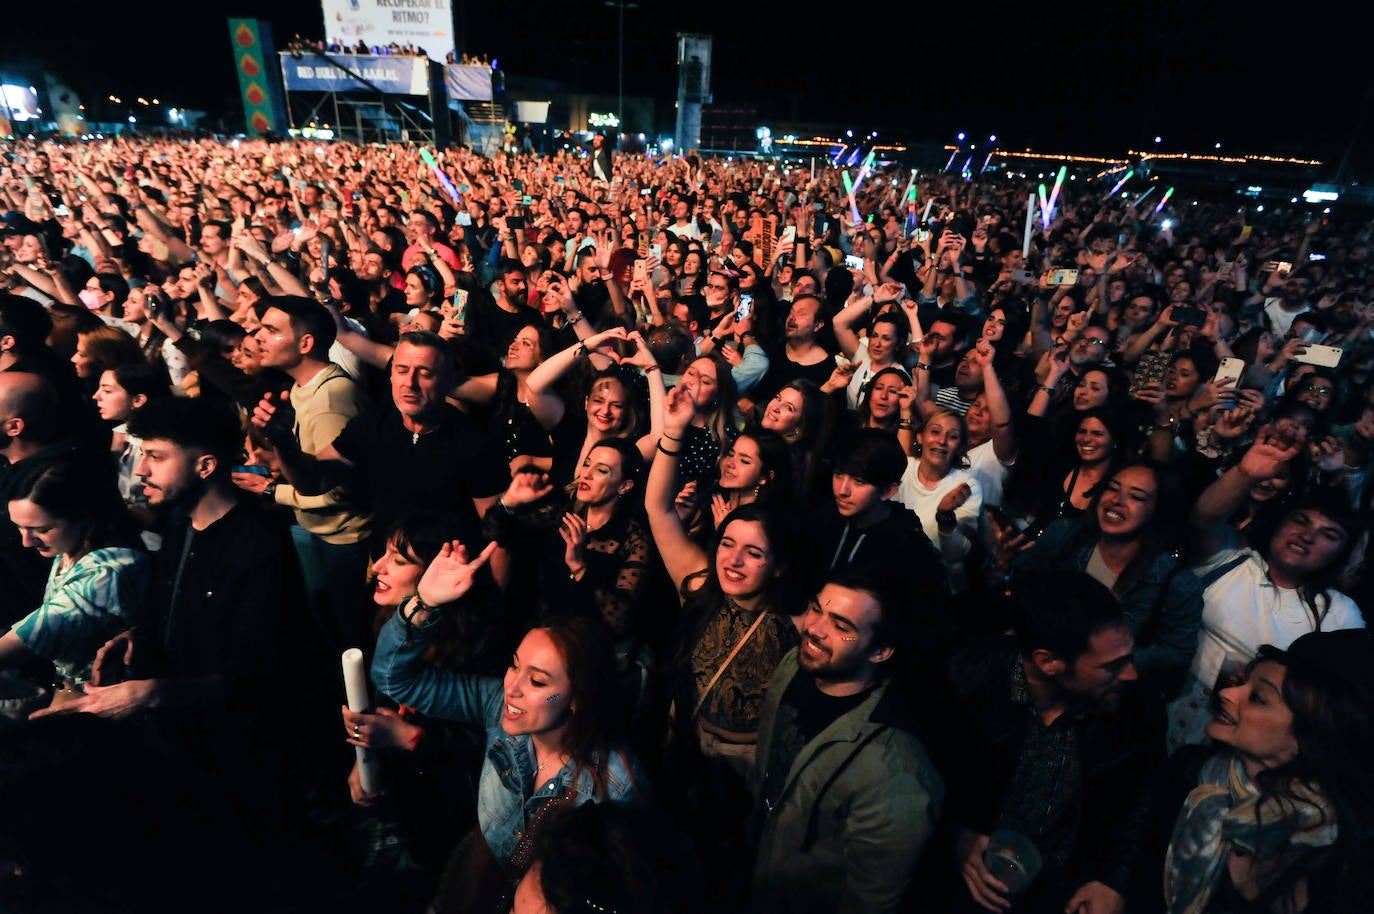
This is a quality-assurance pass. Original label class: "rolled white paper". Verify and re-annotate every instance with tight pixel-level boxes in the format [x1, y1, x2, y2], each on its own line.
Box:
[921, 199, 935, 225]
[1022, 192, 1035, 258]
[342, 648, 382, 795]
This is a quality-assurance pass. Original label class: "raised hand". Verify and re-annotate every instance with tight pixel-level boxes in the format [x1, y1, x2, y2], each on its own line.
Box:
[415, 539, 499, 608]
[662, 382, 696, 437]
[1237, 429, 1302, 481]
[250, 390, 297, 446]
[559, 512, 589, 572]
[502, 468, 555, 508]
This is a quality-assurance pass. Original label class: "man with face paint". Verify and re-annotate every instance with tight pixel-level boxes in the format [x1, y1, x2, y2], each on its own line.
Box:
[751, 571, 943, 914]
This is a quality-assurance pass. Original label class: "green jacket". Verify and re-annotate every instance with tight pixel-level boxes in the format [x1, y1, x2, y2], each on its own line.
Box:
[750, 649, 944, 914]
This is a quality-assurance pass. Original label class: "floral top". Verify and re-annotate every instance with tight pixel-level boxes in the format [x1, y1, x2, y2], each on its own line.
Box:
[11, 546, 149, 683]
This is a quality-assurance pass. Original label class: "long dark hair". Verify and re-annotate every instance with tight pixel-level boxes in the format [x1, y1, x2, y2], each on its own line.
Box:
[1247, 636, 1374, 913]
[680, 503, 792, 613]
[372, 511, 499, 672]
[719, 429, 794, 505]
[537, 613, 624, 799]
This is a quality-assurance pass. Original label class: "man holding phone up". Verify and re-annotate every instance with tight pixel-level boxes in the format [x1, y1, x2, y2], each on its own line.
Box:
[698, 271, 770, 395]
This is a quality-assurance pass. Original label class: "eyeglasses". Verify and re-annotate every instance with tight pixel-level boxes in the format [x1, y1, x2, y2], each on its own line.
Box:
[1078, 338, 1109, 348]
[1303, 386, 1332, 396]
[706, 283, 729, 292]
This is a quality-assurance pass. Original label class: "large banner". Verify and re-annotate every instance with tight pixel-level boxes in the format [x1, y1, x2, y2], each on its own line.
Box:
[444, 64, 492, 102]
[321, 0, 455, 62]
[280, 53, 431, 96]
[229, 19, 289, 136]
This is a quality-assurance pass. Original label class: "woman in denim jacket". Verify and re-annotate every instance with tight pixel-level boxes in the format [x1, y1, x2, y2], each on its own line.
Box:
[369, 540, 644, 877]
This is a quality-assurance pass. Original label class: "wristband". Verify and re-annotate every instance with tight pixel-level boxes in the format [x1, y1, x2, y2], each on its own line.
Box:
[567, 311, 585, 326]
[936, 509, 958, 530]
[1037, 384, 1056, 395]
[915, 362, 931, 371]
[897, 418, 916, 430]
[656, 442, 683, 456]
[643, 364, 660, 374]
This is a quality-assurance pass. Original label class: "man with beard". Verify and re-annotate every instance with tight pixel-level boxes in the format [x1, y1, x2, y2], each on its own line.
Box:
[750, 571, 944, 914]
[931, 571, 1161, 914]
[357, 247, 406, 336]
[751, 294, 836, 406]
[18, 397, 313, 910]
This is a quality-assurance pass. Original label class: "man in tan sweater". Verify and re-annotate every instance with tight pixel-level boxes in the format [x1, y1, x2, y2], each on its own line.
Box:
[250, 295, 372, 653]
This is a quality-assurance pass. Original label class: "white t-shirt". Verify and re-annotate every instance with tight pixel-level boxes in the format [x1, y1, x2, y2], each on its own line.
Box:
[966, 438, 1015, 551]
[1166, 546, 1365, 751]
[896, 459, 982, 555]
[845, 338, 873, 409]
[1190, 547, 1364, 688]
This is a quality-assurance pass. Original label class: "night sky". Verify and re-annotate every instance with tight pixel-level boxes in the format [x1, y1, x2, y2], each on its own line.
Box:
[1, 0, 1368, 168]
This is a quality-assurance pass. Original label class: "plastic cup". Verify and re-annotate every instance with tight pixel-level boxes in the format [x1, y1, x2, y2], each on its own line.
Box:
[983, 829, 1043, 895]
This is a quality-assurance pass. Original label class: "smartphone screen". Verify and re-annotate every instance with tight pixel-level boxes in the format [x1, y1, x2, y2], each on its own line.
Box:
[844, 254, 865, 270]
[736, 293, 754, 323]
[453, 289, 469, 323]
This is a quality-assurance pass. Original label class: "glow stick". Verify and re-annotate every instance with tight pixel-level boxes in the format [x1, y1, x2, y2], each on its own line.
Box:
[943, 150, 958, 172]
[922, 199, 935, 224]
[342, 649, 382, 795]
[979, 150, 994, 174]
[1038, 184, 1050, 228]
[419, 149, 463, 207]
[1023, 192, 1035, 258]
[961, 156, 973, 179]
[841, 170, 861, 224]
[1154, 186, 1175, 214]
[831, 145, 846, 165]
[1132, 185, 1158, 209]
[810, 157, 815, 182]
[1106, 169, 1134, 198]
[1046, 166, 1067, 219]
[855, 149, 876, 187]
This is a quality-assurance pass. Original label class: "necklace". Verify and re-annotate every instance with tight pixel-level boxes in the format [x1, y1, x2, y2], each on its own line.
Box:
[535, 750, 568, 774]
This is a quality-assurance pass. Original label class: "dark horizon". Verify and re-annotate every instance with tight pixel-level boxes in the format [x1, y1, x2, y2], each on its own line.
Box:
[1, 0, 1368, 170]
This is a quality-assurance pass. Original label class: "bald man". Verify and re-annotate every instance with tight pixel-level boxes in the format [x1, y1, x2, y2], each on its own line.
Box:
[0, 371, 82, 627]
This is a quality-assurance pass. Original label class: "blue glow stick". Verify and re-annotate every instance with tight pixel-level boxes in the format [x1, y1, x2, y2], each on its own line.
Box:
[420, 149, 463, 206]
[1132, 185, 1158, 209]
[1106, 169, 1134, 198]
[943, 150, 958, 172]
[841, 170, 861, 224]
[1046, 166, 1067, 220]
[1153, 186, 1175, 214]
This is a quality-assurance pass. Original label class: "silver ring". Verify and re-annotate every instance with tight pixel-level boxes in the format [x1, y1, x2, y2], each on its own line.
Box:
[352, 725, 360, 737]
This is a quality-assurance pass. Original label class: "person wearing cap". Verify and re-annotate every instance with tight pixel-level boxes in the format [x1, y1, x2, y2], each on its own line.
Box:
[1161, 629, 1374, 914]
[1168, 430, 1365, 752]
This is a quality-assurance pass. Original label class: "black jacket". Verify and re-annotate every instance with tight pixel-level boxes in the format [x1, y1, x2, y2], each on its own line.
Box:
[930, 636, 1165, 902]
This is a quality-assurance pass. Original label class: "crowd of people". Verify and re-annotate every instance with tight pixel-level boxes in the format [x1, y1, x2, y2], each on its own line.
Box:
[0, 133, 1371, 914]
[287, 36, 451, 60]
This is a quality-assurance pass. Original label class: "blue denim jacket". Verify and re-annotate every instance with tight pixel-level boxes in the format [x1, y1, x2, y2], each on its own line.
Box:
[372, 611, 643, 867]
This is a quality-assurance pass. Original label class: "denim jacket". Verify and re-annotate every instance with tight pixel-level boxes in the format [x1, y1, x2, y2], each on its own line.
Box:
[372, 610, 643, 867]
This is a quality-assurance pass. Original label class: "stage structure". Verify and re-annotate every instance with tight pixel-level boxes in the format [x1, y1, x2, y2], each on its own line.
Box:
[279, 50, 455, 146]
[673, 34, 712, 153]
